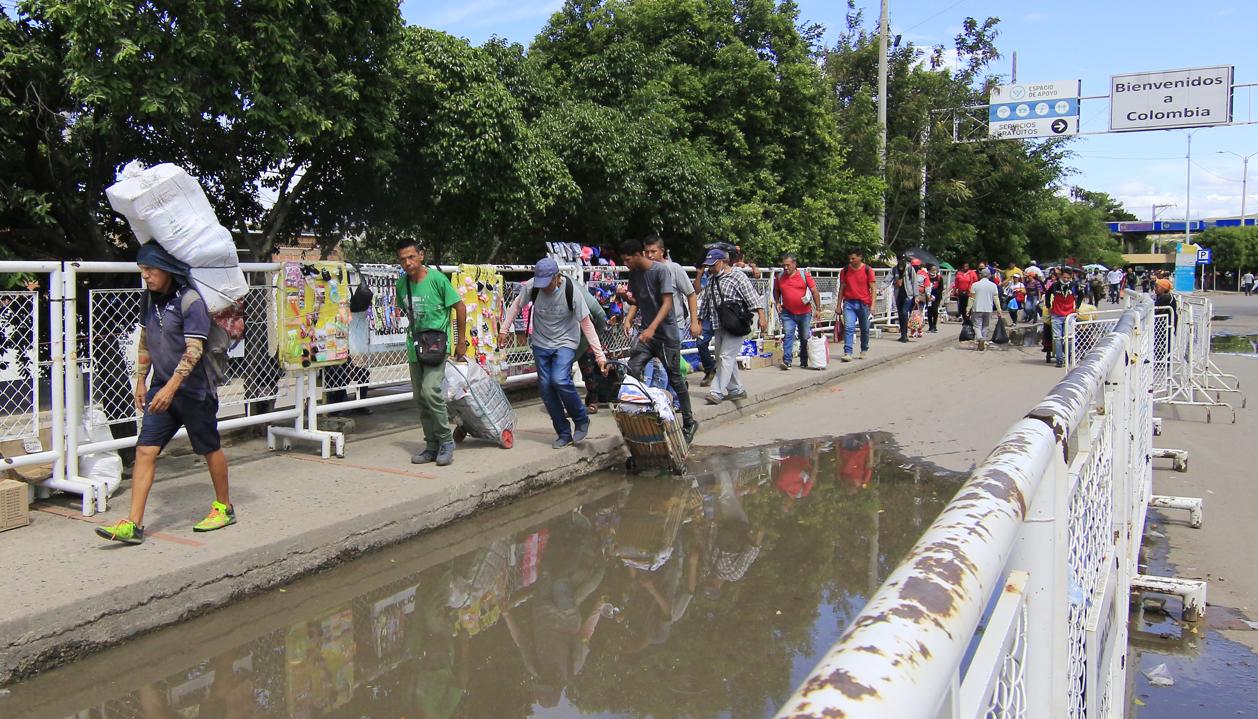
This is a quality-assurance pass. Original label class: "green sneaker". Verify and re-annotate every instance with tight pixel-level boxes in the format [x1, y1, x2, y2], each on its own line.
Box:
[193, 501, 237, 532]
[96, 519, 144, 545]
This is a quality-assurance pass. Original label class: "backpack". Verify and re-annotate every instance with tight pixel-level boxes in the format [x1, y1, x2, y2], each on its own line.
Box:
[141, 286, 238, 386]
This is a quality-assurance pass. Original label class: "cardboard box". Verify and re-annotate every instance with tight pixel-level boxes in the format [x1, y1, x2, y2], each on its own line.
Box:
[0, 427, 54, 483]
[1, 479, 30, 531]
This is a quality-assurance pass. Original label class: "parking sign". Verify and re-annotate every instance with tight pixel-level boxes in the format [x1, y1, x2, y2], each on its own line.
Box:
[1196, 248, 1212, 265]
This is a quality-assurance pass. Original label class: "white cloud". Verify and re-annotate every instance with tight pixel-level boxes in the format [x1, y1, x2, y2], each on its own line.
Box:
[1024, 12, 1048, 22]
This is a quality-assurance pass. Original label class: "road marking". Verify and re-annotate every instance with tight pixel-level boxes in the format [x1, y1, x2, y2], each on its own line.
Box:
[279, 453, 439, 480]
[32, 503, 206, 547]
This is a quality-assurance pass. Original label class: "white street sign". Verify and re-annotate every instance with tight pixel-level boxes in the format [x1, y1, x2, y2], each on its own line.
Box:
[989, 80, 1080, 139]
[1109, 65, 1233, 131]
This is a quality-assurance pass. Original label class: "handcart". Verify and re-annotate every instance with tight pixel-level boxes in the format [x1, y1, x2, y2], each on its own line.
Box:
[612, 372, 689, 475]
[444, 360, 515, 448]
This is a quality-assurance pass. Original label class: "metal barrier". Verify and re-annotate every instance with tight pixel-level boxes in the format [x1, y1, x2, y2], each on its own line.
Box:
[3, 257, 938, 516]
[775, 296, 1204, 719]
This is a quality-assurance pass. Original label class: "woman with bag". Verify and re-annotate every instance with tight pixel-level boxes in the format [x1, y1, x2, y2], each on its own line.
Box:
[1004, 274, 1026, 325]
[396, 239, 467, 466]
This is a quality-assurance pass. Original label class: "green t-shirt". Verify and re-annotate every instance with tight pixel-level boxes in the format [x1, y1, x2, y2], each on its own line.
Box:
[397, 269, 461, 363]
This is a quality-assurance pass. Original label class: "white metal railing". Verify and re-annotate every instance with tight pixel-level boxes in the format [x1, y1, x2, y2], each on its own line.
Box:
[4, 258, 916, 516]
[776, 298, 1161, 719]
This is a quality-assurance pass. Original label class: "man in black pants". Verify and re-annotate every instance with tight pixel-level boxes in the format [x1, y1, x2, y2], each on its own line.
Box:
[891, 255, 915, 342]
[619, 238, 699, 443]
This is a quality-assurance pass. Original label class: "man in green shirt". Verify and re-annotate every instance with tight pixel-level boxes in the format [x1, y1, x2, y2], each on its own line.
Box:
[396, 239, 467, 466]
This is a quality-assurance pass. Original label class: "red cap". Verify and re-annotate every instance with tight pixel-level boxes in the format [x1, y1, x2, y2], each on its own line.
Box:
[910, 258, 922, 267]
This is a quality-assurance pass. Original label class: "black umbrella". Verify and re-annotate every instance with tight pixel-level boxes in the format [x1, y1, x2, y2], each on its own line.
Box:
[902, 247, 941, 268]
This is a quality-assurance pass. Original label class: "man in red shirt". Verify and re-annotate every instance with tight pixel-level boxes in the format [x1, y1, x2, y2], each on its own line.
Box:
[952, 262, 976, 322]
[1048, 268, 1079, 368]
[773, 253, 821, 370]
[838, 248, 877, 362]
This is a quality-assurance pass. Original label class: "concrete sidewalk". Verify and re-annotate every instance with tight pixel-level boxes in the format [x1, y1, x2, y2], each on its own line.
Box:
[0, 327, 973, 684]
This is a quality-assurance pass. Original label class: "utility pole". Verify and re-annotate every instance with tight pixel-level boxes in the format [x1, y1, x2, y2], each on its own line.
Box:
[877, 0, 889, 244]
[1218, 149, 1257, 286]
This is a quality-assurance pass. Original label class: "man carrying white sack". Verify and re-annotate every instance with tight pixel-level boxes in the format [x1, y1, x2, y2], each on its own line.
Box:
[96, 243, 234, 545]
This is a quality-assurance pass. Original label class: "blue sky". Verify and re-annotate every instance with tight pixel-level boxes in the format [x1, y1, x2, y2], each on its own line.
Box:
[402, 0, 1258, 222]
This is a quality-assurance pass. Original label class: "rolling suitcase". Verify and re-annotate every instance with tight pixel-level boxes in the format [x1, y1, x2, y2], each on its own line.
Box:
[443, 360, 515, 448]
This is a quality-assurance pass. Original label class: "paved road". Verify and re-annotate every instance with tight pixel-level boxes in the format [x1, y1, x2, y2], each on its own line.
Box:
[1151, 293, 1258, 651]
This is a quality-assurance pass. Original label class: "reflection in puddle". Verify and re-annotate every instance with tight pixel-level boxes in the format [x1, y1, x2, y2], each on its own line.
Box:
[1128, 515, 1258, 717]
[2, 435, 965, 719]
[1210, 333, 1258, 355]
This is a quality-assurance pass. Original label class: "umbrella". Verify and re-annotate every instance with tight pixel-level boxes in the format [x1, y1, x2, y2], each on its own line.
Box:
[902, 247, 941, 268]
[1083, 263, 1109, 272]
[938, 261, 955, 271]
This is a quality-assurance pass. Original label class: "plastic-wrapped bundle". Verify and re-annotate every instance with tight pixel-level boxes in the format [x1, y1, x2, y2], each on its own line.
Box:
[106, 162, 247, 312]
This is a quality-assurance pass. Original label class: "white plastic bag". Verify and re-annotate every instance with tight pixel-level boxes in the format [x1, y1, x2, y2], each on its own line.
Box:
[807, 335, 829, 370]
[79, 405, 122, 498]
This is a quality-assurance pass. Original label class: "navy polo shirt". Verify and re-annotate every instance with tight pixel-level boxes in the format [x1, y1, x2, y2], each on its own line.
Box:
[144, 286, 215, 399]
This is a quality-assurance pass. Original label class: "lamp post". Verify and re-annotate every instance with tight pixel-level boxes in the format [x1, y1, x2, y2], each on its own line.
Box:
[1217, 150, 1258, 288]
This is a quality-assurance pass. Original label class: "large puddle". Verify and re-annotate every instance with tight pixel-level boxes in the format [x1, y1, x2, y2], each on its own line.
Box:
[1210, 333, 1258, 355]
[1, 435, 965, 719]
[1127, 515, 1258, 717]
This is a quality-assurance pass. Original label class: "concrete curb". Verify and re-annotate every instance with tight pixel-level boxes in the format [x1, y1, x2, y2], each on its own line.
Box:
[0, 334, 955, 685]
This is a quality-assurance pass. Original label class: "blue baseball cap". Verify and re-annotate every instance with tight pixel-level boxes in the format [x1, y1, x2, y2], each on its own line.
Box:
[533, 257, 559, 286]
[703, 248, 728, 266]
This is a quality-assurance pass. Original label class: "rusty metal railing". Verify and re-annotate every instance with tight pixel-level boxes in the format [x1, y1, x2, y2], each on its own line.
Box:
[775, 297, 1176, 719]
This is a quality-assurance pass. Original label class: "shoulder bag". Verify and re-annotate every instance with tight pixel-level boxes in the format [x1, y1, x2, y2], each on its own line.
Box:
[404, 275, 448, 366]
[714, 274, 754, 337]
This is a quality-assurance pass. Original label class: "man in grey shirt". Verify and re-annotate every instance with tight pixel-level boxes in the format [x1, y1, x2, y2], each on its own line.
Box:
[969, 268, 1000, 351]
[625, 235, 701, 340]
[501, 258, 607, 447]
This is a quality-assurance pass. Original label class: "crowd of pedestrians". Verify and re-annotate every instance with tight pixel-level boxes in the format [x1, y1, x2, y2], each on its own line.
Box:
[102, 234, 1201, 546]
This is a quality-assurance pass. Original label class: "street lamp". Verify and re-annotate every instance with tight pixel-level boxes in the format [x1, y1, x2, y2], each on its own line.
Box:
[1216, 150, 1258, 228]
[1216, 149, 1258, 288]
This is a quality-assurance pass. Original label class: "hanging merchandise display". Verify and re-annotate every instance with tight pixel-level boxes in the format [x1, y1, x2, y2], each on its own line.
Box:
[278, 261, 352, 370]
[451, 264, 505, 373]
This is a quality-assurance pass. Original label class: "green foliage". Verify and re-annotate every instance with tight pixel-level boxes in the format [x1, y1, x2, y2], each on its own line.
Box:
[1, 0, 1136, 273]
[1, 0, 403, 260]
[1194, 226, 1258, 272]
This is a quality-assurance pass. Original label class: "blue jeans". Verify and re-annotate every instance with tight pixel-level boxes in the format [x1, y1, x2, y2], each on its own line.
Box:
[697, 319, 715, 373]
[842, 300, 871, 355]
[534, 345, 587, 439]
[781, 311, 812, 365]
[897, 294, 914, 337]
[1051, 315, 1067, 366]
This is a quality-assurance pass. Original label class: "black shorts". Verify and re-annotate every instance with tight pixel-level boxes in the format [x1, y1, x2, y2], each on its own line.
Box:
[138, 389, 222, 455]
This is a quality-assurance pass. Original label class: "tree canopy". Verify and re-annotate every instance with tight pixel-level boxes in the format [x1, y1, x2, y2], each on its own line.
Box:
[1, 0, 1135, 268]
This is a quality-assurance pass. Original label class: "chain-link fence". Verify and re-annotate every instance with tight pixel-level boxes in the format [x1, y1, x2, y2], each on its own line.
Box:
[0, 291, 39, 443]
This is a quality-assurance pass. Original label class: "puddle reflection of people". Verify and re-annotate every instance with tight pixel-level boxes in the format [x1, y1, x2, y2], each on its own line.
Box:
[503, 511, 608, 708]
[774, 440, 819, 512]
[837, 434, 879, 493]
[696, 464, 765, 600]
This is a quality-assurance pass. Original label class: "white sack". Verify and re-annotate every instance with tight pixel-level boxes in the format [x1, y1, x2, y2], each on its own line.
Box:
[106, 162, 243, 280]
[191, 265, 248, 313]
[807, 336, 829, 370]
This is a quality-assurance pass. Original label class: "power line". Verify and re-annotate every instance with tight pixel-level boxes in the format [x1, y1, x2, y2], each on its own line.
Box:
[1190, 161, 1242, 184]
[902, 0, 971, 34]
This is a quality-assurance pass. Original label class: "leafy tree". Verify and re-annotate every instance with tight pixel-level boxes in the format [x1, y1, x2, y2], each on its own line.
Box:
[1195, 226, 1258, 276]
[1, 0, 403, 261]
